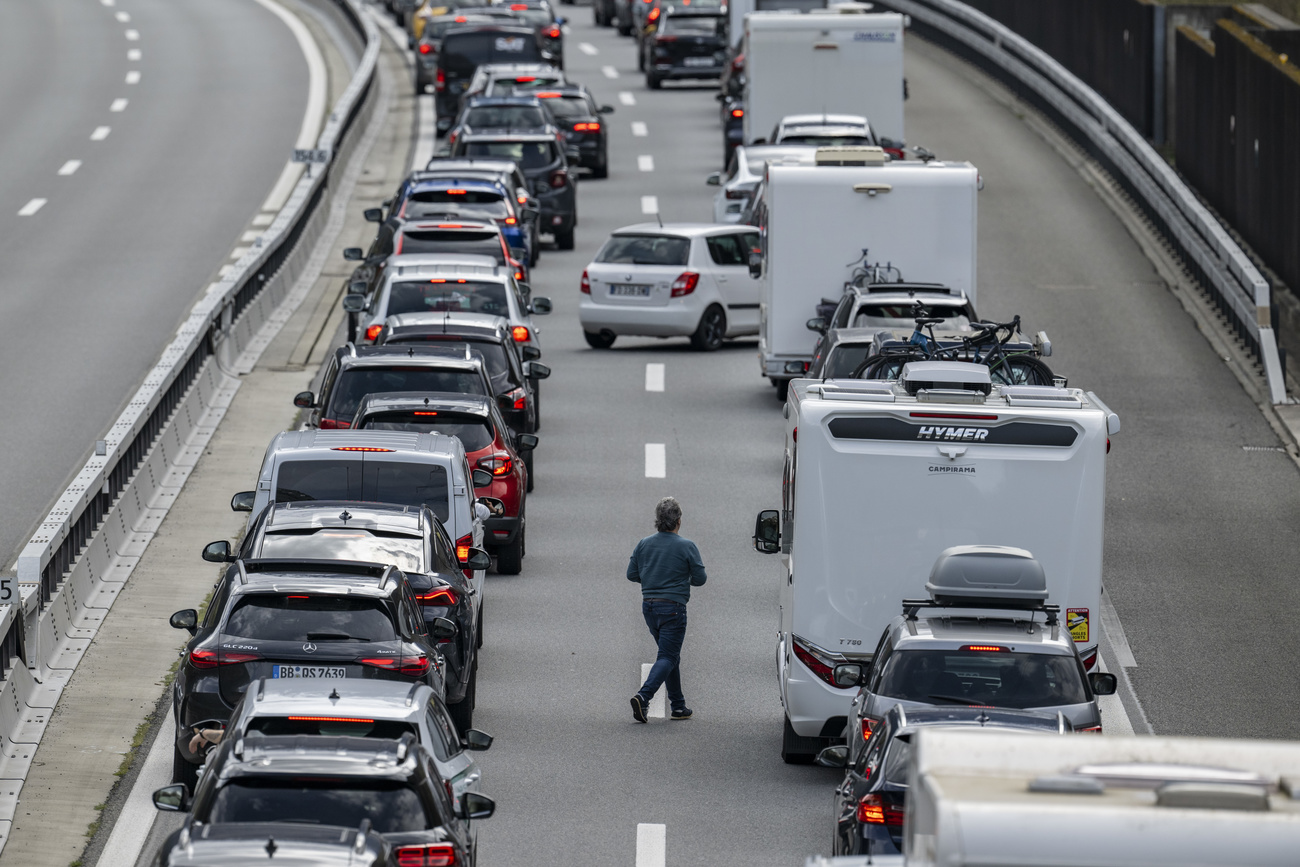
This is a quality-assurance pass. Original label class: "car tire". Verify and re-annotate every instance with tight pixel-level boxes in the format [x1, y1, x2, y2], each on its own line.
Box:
[775, 378, 790, 402]
[496, 530, 523, 575]
[523, 448, 535, 492]
[781, 715, 819, 765]
[475, 603, 483, 649]
[690, 304, 726, 351]
[584, 330, 617, 349]
[448, 663, 476, 733]
[618, 21, 632, 36]
[173, 745, 200, 790]
[646, 72, 662, 90]
[592, 155, 609, 179]
[637, 44, 646, 72]
[555, 226, 575, 250]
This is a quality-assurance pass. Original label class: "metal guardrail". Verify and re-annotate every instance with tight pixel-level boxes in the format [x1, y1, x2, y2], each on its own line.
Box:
[879, 0, 1288, 405]
[0, 0, 381, 850]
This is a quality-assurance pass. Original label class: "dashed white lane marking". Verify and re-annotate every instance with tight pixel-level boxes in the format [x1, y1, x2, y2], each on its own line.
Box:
[125, 70, 141, 84]
[124, 28, 139, 40]
[638, 154, 654, 172]
[90, 126, 111, 141]
[578, 42, 597, 55]
[240, 230, 263, 243]
[115, 10, 130, 21]
[636, 823, 667, 867]
[218, 264, 235, 277]
[17, 198, 47, 217]
[230, 246, 252, 260]
[619, 91, 636, 106]
[631, 121, 648, 137]
[100, 0, 114, 6]
[645, 363, 664, 392]
[57, 160, 82, 176]
[110, 98, 128, 112]
[128, 48, 141, 61]
[601, 64, 619, 79]
[252, 213, 275, 227]
[639, 663, 667, 717]
[640, 195, 658, 215]
[645, 443, 666, 478]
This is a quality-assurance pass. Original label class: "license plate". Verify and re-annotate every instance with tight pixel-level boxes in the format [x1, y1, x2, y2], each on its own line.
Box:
[609, 284, 651, 297]
[272, 665, 347, 679]
[683, 56, 716, 67]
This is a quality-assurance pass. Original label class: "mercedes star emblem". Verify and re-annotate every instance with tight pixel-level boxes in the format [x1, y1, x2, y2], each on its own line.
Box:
[302, 642, 317, 654]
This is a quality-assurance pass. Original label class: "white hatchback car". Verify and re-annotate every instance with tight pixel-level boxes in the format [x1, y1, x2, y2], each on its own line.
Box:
[579, 223, 761, 350]
[706, 144, 817, 223]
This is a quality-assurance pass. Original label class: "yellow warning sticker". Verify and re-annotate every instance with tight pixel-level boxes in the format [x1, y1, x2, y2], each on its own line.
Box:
[1066, 608, 1089, 642]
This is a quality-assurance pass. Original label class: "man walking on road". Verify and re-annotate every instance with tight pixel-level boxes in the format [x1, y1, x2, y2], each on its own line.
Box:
[627, 497, 707, 722]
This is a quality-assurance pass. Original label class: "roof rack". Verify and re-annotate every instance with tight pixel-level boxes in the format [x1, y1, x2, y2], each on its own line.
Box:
[237, 559, 397, 583]
[902, 596, 1060, 626]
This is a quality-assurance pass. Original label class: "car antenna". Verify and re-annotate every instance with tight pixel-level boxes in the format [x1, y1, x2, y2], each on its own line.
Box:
[654, 210, 664, 229]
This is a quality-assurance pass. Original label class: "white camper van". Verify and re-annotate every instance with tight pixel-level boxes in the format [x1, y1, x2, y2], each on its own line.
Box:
[906, 729, 1300, 866]
[743, 9, 905, 146]
[754, 151, 978, 397]
[729, 0, 829, 51]
[752, 364, 1119, 762]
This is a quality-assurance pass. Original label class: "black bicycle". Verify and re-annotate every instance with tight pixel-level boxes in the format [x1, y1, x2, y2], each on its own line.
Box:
[851, 314, 1057, 386]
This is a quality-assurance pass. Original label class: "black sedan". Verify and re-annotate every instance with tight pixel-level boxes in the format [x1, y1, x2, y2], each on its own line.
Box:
[451, 130, 577, 249]
[537, 85, 615, 178]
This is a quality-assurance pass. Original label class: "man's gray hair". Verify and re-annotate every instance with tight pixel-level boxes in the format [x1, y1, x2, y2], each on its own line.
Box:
[654, 497, 682, 533]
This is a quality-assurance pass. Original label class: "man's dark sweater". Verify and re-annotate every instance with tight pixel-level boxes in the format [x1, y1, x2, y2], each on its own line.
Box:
[626, 531, 708, 604]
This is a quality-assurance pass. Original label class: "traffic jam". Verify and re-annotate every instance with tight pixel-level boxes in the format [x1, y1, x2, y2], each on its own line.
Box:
[144, 0, 1300, 864]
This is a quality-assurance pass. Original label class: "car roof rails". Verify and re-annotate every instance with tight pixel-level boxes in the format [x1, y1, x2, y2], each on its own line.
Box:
[863, 281, 953, 295]
[237, 558, 397, 583]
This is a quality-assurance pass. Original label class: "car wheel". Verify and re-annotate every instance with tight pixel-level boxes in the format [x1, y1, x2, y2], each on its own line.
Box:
[523, 447, 535, 492]
[584, 330, 617, 349]
[475, 603, 483, 649]
[775, 378, 790, 402]
[690, 304, 726, 351]
[173, 745, 200, 790]
[637, 44, 646, 72]
[555, 226, 575, 250]
[496, 531, 523, 575]
[646, 72, 662, 90]
[781, 716, 819, 765]
[448, 663, 476, 733]
[618, 21, 632, 35]
[592, 155, 609, 179]
[531, 382, 541, 431]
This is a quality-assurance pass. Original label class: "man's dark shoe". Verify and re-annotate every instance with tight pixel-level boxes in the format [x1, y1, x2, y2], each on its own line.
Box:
[670, 707, 693, 720]
[631, 695, 648, 723]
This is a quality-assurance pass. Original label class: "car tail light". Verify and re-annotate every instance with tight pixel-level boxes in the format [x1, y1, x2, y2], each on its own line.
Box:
[857, 794, 905, 826]
[647, 6, 660, 20]
[1076, 724, 1104, 733]
[580, 270, 590, 294]
[501, 387, 527, 411]
[731, 52, 744, 71]
[547, 26, 561, 38]
[399, 656, 431, 678]
[961, 645, 1009, 653]
[435, 67, 445, 91]
[514, 75, 536, 82]
[1080, 648, 1098, 671]
[730, 108, 744, 118]
[189, 648, 260, 669]
[358, 657, 397, 669]
[395, 842, 457, 867]
[725, 189, 746, 199]
[515, 269, 524, 280]
[331, 446, 395, 452]
[548, 169, 567, 189]
[318, 418, 351, 430]
[365, 324, 383, 341]
[456, 535, 473, 579]
[670, 272, 699, 297]
[478, 455, 513, 476]
[883, 147, 906, 161]
[416, 587, 459, 606]
[573, 122, 601, 132]
[447, 132, 457, 147]
[418, 43, 433, 54]
[861, 715, 880, 741]
[790, 636, 837, 686]
[511, 325, 530, 342]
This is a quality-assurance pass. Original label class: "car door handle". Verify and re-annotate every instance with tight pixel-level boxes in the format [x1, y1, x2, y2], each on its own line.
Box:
[717, 276, 728, 283]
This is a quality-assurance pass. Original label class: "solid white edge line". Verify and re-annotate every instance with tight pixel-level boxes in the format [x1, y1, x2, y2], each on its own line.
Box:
[1096, 646, 1135, 736]
[17, 199, 47, 217]
[251, 0, 329, 213]
[639, 663, 666, 717]
[619, 91, 636, 106]
[631, 121, 648, 137]
[645, 363, 664, 392]
[645, 443, 666, 478]
[97, 715, 176, 867]
[640, 195, 658, 215]
[1100, 587, 1138, 668]
[57, 160, 82, 176]
[637, 155, 654, 172]
[636, 823, 667, 867]
[91, 126, 111, 140]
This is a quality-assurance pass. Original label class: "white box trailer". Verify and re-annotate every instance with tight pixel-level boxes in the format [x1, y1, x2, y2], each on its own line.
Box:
[743, 10, 905, 145]
[729, 0, 829, 50]
[907, 729, 1300, 866]
[753, 367, 1119, 755]
[756, 157, 978, 390]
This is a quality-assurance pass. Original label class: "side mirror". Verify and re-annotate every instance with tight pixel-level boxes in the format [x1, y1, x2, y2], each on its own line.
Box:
[430, 616, 458, 639]
[476, 496, 505, 517]
[706, 171, 722, 186]
[806, 317, 827, 334]
[530, 296, 552, 315]
[293, 391, 316, 408]
[1088, 672, 1118, 696]
[363, 207, 384, 223]
[815, 745, 849, 768]
[748, 249, 763, 279]
[341, 294, 367, 314]
[349, 278, 370, 294]
[832, 663, 867, 689]
[753, 509, 780, 554]
[509, 246, 529, 263]
[231, 491, 256, 512]
[462, 728, 494, 751]
[458, 792, 496, 821]
[342, 247, 364, 261]
[170, 609, 199, 634]
[520, 345, 541, 361]
[524, 361, 551, 380]
[201, 540, 235, 563]
[599, 104, 615, 114]
[465, 547, 492, 571]
[515, 433, 538, 451]
[471, 469, 494, 488]
[152, 784, 191, 813]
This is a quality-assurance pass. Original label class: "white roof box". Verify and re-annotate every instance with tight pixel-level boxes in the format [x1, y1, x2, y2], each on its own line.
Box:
[814, 146, 885, 166]
[900, 361, 991, 396]
[926, 545, 1049, 605]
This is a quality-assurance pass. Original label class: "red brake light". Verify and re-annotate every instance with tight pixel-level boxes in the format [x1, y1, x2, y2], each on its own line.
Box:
[548, 169, 567, 189]
[504, 216, 517, 225]
[501, 386, 527, 411]
[287, 716, 375, 723]
[358, 657, 396, 668]
[454, 15, 467, 21]
[435, 67, 445, 91]
[189, 648, 260, 669]
[365, 324, 383, 341]
[511, 325, 529, 342]
[730, 108, 744, 118]
[1076, 724, 1104, 733]
[399, 656, 431, 678]
[791, 637, 836, 686]
[418, 43, 433, 54]
[456, 534, 472, 564]
[573, 122, 601, 132]
[536, 91, 561, 98]
[416, 587, 459, 606]
[961, 645, 1009, 653]
[648, 7, 660, 20]
[670, 272, 700, 297]
[857, 794, 905, 826]
[478, 455, 513, 476]
[331, 446, 395, 452]
[510, 3, 528, 9]
[580, 269, 590, 294]
[435, 223, 464, 228]
[413, 411, 438, 416]
[318, 418, 352, 430]
[395, 843, 457, 867]
[861, 716, 880, 741]
[445, 189, 466, 195]
[547, 27, 561, 37]
[514, 76, 536, 82]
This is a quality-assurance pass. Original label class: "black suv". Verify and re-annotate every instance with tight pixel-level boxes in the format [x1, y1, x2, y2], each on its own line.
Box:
[151, 819, 394, 867]
[642, 8, 727, 89]
[451, 131, 577, 249]
[168, 560, 457, 788]
[436, 26, 543, 133]
[537, 85, 615, 178]
[202, 501, 483, 730]
[153, 734, 494, 867]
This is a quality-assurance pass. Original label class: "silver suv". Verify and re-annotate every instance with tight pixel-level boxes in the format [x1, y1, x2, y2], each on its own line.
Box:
[832, 546, 1117, 752]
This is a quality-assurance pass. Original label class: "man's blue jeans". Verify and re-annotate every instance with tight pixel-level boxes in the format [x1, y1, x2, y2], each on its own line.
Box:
[637, 599, 687, 712]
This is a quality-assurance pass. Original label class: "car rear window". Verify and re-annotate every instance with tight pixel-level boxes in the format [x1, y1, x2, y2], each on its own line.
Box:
[396, 230, 506, 262]
[596, 234, 690, 266]
[441, 31, 541, 74]
[386, 280, 510, 317]
[779, 134, 874, 146]
[876, 649, 1088, 709]
[224, 595, 397, 642]
[274, 459, 452, 522]
[465, 105, 549, 128]
[209, 780, 432, 834]
[539, 95, 590, 119]
[401, 189, 510, 220]
[383, 337, 511, 382]
[487, 73, 564, 94]
[661, 16, 723, 35]
[330, 367, 488, 420]
[359, 411, 496, 452]
[256, 529, 426, 574]
[460, 140, 556, 169]
[852, 303, 970, 325]
[246, 717, 419, 740]
[825, 344, 872, 378]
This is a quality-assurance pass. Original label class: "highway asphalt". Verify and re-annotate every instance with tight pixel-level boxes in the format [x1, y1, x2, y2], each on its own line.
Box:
[0, 0, 308, 575]
[115, 4, 1300, 865]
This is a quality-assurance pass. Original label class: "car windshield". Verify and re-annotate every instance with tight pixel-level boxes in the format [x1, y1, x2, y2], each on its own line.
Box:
[273, 459, 452, 522]
[465, 105, 548, 128]
[852, 303, 971, 328]
[779, 134, 874, 146]
[596, 234, 690, 266]
[397, 231, 506, 262]
[461, 140, 555, 169]
[402, 189, 510, 220]
[224, 595, 397, 642]
[387, 280, 510, 317]
[824, 344, 872, 378]
[876, 649, 1088, 709]
[256, 529, 426, 574]
[246, 717, 419, 739]
[441, 31, 541, 75]
[540, 96, 590, 119]
[661, 16, 723, 35]
[208, 780, 431, 834]
[358, 411, 496, 452]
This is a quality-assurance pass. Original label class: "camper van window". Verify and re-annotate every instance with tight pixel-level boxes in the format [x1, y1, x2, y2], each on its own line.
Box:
[876, 650, 1087, 709]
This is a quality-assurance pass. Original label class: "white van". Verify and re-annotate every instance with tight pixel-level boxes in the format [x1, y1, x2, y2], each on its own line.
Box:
[752, 364, 1119, 762]
[907, 729, 1300, 866]
[743, 9, 905, 146]
[755, 152, 978, 396]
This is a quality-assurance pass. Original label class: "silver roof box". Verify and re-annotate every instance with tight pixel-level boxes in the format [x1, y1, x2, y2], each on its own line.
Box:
[900, 361, 992, 396]
[926, 545, 1049, 605]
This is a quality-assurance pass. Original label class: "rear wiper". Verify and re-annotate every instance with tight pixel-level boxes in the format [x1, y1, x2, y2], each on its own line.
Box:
[305, 632, 370, 641]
